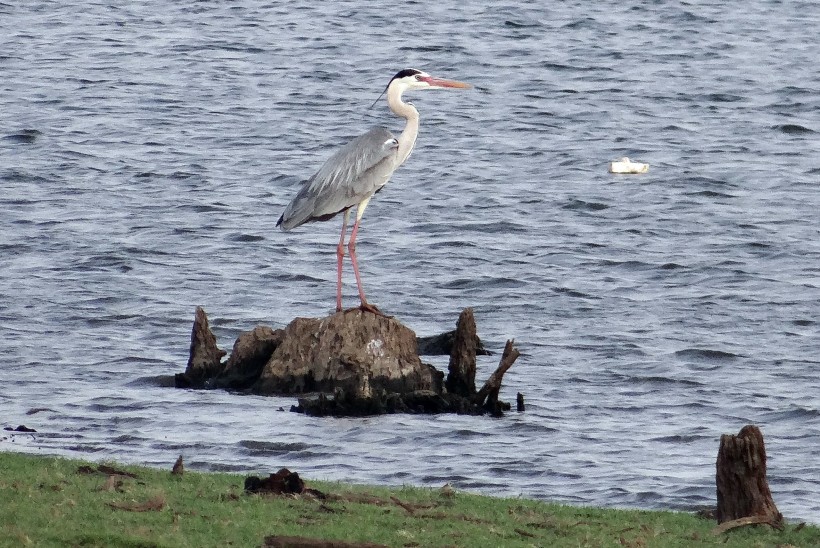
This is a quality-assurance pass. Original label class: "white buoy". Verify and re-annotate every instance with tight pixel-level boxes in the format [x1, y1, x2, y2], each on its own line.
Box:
[609, 157, 649, 174]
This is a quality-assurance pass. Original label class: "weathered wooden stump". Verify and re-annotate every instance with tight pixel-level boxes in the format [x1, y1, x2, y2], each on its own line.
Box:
[715, 425, 782, 527]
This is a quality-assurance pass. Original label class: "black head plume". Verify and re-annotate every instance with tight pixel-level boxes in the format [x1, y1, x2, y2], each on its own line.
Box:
[370, 68, 423, 109]
[391, 68, 423, 81]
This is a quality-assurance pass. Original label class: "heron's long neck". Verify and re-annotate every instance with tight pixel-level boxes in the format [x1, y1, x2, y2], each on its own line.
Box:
[387, 86, 419, 166]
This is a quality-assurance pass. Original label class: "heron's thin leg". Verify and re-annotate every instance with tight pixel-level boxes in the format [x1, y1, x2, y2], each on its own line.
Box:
[335, 210, 350, 312]
[348, 198, 381, 314]
[348, 217, 367, 304]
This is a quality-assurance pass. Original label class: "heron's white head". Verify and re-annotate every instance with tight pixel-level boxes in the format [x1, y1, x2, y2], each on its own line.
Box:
[389, 68, 471, 92]
[371, 68, 470, 108]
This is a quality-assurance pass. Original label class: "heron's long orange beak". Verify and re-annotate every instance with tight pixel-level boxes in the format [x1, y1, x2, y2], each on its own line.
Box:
[421, 76, 471, 89]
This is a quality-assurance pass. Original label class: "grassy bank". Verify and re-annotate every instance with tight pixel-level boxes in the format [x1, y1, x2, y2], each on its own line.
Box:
[0, 451, 817, 547]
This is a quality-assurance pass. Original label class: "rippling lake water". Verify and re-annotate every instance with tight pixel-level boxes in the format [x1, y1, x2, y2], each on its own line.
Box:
[2, 0, 819, 523]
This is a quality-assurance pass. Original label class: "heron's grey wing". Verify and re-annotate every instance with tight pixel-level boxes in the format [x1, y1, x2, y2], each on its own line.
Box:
[278, 127, 399, 230]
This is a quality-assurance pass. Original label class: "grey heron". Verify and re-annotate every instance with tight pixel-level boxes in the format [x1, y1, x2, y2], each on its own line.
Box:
[277, 68, 470, 314]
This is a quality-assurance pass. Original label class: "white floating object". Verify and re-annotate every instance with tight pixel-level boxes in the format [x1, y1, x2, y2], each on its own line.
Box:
[609, 157, 649, 174]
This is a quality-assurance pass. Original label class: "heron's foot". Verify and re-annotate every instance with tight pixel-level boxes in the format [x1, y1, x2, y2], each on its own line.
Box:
[359, 302, 387, 317]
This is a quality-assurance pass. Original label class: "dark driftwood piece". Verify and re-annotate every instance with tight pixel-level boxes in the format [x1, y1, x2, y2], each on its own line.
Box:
[264, 537, 387, 548]
[445, 308, 477, 397]
[715, 425, 782, 527]
[711, 515, 783, 535]
[474, 339, 520, 415]
[245, 468, 305, 495]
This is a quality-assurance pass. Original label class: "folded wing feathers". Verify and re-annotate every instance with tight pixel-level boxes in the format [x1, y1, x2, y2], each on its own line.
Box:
[278, 127, 398, 230]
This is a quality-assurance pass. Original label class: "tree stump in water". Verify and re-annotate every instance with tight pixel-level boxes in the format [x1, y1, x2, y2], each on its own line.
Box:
[445, 308, 477, 397]
[174, 306, 520, 417]
[715, 425, 782, 526]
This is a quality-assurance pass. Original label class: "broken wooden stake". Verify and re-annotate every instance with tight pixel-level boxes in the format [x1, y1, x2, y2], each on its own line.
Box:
[474, 339, 519, 415]
[176, 306, 226, 388]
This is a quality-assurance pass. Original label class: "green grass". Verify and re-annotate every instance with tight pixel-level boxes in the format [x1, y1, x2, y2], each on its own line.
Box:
[1, 451, 817, 547]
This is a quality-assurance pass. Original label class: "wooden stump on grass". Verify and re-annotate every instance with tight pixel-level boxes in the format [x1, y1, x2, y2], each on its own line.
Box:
[715, 424, 782, 527]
